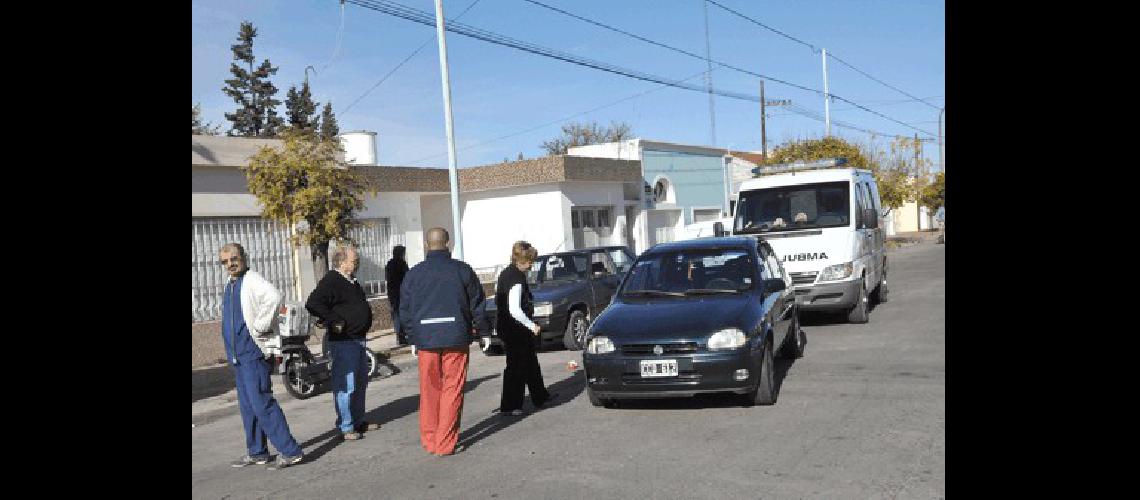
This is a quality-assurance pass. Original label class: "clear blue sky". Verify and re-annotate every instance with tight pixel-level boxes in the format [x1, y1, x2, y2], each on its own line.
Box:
[192, 0, 944, 169]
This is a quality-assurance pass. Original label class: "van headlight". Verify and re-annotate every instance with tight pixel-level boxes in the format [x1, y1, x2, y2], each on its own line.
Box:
[586, 336, 615, 354]
[818, 262, 853, 281]
[707, 328, 747, 350]
[534, 302, 553, 317]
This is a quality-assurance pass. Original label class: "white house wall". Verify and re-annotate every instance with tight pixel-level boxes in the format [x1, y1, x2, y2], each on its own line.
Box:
[358, 191, 432, 265]
[559, 181, 632, 251]
[459, 185, 566, 269]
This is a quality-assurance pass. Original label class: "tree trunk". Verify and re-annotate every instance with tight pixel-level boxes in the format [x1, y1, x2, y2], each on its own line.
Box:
[312, 240, 330, 281]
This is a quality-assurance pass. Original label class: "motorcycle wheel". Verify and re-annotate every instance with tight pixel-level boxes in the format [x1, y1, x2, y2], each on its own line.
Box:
[282, 352, 319, 400]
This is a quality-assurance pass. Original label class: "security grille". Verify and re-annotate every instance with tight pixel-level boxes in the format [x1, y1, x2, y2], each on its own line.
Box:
[192, 217, 299, 322]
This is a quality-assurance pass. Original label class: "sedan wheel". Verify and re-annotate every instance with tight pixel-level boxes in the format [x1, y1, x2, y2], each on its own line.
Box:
[563, 310, 590, 351]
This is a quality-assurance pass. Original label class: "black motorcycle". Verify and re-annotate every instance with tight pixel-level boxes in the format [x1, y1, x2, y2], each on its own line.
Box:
[267, 303, 380, 400]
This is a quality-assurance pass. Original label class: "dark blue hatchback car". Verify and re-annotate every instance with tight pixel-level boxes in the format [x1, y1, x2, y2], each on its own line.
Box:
[582, 236, 803, 407]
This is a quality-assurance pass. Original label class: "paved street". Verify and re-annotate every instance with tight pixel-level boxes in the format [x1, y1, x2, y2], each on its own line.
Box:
[192, 241, 944, 499]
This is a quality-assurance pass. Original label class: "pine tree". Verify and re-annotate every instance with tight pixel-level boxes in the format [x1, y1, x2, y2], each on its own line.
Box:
[192, 103, 221, 135]
[222, 21, 283, 137]
[319, 102, 340, 140]
[285, 81, 320, 135]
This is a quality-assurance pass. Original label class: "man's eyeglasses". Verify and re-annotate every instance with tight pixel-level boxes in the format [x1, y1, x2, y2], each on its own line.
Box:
[220, 257, 243, 265]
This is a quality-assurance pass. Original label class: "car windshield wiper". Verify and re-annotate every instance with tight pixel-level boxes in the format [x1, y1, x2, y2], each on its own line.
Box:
[683, 288, 740, 295]
[622, 290, 686, 297]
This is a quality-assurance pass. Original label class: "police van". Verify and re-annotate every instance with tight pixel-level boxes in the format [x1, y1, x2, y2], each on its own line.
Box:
[728, 158, 887, 323]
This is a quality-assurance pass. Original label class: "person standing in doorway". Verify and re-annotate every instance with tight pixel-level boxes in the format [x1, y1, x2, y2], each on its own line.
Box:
[385, 245, 409, 346]
[496, 241, 557, 416]
[399, 228, 486, 456]
[305, 243, 378, 441]
[218, 243, 304, 470]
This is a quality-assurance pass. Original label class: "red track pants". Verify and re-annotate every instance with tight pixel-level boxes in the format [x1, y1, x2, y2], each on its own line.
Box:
[416, 347, 469, 455]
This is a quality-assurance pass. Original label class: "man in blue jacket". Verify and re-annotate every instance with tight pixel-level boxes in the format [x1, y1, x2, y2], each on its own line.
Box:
[399, 227, 487, 456]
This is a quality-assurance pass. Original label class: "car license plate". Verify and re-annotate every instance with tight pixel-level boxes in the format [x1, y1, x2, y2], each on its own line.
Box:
[640, 359, 678, 377]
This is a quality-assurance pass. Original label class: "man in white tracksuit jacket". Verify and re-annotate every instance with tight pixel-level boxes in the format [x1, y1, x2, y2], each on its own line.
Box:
[219, 243, 304, 470]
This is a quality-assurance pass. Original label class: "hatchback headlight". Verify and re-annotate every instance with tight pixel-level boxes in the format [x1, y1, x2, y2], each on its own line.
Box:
[707, 328, 746, 350]
[818, 262, 853, 281]
[534, 302, 553, 317]
[586, 336, 615, 354]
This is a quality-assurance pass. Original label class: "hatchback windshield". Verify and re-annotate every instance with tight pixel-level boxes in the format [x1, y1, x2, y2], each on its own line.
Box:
[620, 248, 755, 297]
[734, 181, 850, 233]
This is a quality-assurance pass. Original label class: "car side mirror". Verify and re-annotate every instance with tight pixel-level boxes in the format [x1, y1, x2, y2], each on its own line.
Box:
[763, 278, 786, 293]
[863, 209, 878, 229]
[713, 221, 726, 237]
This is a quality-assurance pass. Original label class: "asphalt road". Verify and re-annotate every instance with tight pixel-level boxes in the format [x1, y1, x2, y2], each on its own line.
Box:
[192, 241, 945, 499]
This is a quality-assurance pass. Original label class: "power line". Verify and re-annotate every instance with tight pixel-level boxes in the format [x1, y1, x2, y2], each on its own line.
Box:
[396, 69, 714, 166]
[345, 0, 766, 103]
[705, 0, 941, 112]
[346, 0, 933, 140]
[704, 0, 816, 52]
[516, 0, 934, 137]
[342, 0, 484, 115]
[825, 53, 941, 111]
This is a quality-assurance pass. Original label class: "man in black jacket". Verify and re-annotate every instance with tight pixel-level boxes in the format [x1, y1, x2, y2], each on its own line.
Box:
[399, 227, 486, 456]
[305, 244, 378, 441]
[385, 245, 409, 346]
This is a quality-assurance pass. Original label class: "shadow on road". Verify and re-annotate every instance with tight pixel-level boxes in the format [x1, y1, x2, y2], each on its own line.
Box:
[297, 373, 501, 463]
[192, 365, 233, 402]
[457, 371, 586, 449]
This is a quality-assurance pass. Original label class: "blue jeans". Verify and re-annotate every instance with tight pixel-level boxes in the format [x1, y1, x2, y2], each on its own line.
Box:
[233, 357, 303, 458]
[329, 340, 369, 433]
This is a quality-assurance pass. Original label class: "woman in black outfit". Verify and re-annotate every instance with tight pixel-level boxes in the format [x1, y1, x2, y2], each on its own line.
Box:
[496, 241, 556, 416]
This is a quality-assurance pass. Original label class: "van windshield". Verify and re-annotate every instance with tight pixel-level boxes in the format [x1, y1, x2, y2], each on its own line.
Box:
[734, 181, 850, 233]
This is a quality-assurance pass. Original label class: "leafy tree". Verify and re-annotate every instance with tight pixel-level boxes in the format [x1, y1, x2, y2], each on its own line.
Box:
[919, 171, 945, 210]
[242, 129, 372, 276]
[285, 81, 320, 135]
[319, 102, 340, 140]
[222, 21, 284, 137]
[192, 103, 221, 135]
[765, 135, 920, 214]
[540, 121, 633, 155]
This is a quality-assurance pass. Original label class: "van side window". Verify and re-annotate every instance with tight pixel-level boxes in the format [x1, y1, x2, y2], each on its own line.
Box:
[867, 180, 882, 213]
[854, 182, 867, 226]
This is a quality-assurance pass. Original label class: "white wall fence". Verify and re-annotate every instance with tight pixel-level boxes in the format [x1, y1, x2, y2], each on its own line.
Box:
[329, 218, 405, 296]
[194, 217, 409, 323]
[192, 217, 300, 322]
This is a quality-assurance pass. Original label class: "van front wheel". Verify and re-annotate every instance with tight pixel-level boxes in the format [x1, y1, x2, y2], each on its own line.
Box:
[847, 280, 869, 324]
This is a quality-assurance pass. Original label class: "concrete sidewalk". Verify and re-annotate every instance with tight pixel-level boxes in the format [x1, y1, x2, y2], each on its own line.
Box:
[192, 329, 420, 426]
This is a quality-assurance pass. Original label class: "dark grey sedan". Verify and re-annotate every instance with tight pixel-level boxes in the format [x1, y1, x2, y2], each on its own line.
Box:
[582, 236, 803, 407]
[480, 245, 636, 354]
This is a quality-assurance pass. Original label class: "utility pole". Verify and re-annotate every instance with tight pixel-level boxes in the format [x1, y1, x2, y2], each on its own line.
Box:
[938, 107, 945, 174]
[758, 80, 791, 164]
[434, 0, 464, 260]
[702, 0, 717, 147]
[760, 80, 767, 163]
[822, 48, 831, 137]
[915, 132, 922, 231]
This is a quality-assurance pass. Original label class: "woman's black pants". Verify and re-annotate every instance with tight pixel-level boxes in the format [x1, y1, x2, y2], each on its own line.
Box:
[500, 334, 550, 411]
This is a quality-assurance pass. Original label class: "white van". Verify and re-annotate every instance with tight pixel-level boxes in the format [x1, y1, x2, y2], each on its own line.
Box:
[731, 159, 888, 323]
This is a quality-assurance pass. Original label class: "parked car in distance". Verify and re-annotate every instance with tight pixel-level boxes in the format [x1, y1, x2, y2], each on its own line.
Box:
[581, 236, 803, 408]
[479, 245, 637, 355]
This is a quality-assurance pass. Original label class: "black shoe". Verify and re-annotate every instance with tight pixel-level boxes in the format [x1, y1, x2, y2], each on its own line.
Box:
[498, 408, 525, 417]
[533, 392, 559, 408]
